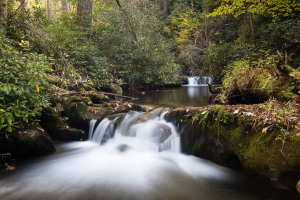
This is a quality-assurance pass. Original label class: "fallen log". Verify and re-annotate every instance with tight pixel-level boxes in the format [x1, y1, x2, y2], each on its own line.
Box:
[53, 91, 138, 100]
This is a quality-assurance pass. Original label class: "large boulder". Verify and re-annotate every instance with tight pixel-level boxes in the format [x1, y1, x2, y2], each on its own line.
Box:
[0, 124, 55, 157]
[166, 106, 300, 185]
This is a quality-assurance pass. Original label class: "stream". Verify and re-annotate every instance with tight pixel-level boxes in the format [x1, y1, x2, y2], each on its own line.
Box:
[133, 76, 213, 107]
[0, 77, 297, 200]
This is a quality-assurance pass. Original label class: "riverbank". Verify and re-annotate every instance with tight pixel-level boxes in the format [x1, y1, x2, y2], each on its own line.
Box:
[166, 101, 300, 189]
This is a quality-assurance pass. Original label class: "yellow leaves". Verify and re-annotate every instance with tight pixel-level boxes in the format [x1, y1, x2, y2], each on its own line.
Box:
[295, 124, 300, 129]
[6, 165, 16, 171]
[36, 85, 39, 93]
[0, 109, 5, 112]
[279, 138, 286, 144]
[262, 126, 270, 134]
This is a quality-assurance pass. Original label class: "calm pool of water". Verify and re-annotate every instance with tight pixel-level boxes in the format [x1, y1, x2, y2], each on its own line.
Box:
[133, 86, 210, 107]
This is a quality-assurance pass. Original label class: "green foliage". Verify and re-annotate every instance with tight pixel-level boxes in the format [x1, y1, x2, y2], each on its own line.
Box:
[202, 43, 234, 76]
[209, 0, 300, 21]
[166, 8, 200, 47]
[92, 1, 181, 86]
[0, 36, 51, 134]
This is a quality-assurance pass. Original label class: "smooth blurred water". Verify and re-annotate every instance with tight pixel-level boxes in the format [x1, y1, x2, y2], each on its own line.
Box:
[0, 109, 297, 200]
[0, 141, 273, 200]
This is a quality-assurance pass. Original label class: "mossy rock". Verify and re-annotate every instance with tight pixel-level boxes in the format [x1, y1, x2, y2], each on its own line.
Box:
[166, 106, 300, 184]
[87, 93, 109, 104]
[61, 96, 83, 106]
[0, 125, 56, 157]
[39, 107, 66, 134]
[102, 84, 123, 95]
[65, 102, 109, 129]
[52, 128, 86, 141]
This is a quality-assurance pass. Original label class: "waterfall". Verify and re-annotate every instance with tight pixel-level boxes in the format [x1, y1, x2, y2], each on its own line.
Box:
[187, 76, 213, 86]
[89, 109, 181, 153]
[88, 119, 97, 140]
[90, 118, 114, 144]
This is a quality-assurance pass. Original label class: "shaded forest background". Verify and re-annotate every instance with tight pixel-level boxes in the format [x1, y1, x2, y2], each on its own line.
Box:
[0, 0, 299, 134]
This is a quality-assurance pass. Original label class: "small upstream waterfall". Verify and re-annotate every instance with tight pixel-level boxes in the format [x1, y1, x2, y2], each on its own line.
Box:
[187, 76, 213, 86]
[89, 108, 181, 153]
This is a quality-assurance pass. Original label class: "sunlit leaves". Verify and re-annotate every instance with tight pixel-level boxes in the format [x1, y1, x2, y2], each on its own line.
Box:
[209, 0, 300, 21]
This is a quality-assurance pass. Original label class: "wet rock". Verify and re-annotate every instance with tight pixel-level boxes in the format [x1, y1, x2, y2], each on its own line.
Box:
[65, 102, 108, 129]
[106, 113, 126, 127]
[157, 123, 172, 143]
[52, 128, 86, 141]
[117, 144, 131, 152]
[39, 107, 66, 135]
[0, 125, 56, 157]
[166, 106, 300, 184]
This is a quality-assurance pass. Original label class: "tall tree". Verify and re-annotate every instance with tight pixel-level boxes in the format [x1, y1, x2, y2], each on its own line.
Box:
[47, 0, 52, 20]
[0, 0, 7, 34]
[77, 0, 93, 32]
[62, 0, 70, 13]
[163, 0, 168, 19]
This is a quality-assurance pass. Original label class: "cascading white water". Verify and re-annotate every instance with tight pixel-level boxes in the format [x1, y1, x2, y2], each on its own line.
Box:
[0, 109, 281, 200]
[90, 118, 114, 143]
[187, 76, 213, 86]
[89, 109, 181, 153]
[187, 76, 200, 86]
[88, 119, 97, 140]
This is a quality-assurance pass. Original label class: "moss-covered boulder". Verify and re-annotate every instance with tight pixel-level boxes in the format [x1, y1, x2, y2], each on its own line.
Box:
[64, 101, 109, 129]
[102, 84, 123, 95]
[52, 128, 86, 141]
[0, 124, 55, 157]
[39, 107, 66, 134]
[166, 104, 300, 185]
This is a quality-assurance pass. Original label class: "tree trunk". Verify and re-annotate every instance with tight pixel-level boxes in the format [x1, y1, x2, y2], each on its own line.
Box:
[204, 3, 208, 47]
[0, 0, 7, 35]
[47, 0, 52, 20]
[77, 0, 93, 35]
[163, 0, 168, 19]
[62, 0, 70, 13]
[21, 0, 28, 10]
[124, 0, 130, 6]
[249, 12, 255, 45]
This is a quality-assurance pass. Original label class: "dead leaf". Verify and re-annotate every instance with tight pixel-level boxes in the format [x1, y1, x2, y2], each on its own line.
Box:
[262, 127, 268, 134]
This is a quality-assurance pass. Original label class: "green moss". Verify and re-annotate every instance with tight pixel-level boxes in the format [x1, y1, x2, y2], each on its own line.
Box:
[167, 106, 300, 181]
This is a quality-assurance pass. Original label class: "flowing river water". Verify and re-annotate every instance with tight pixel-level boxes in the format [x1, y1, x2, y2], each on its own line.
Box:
[0, 77, 297, 200]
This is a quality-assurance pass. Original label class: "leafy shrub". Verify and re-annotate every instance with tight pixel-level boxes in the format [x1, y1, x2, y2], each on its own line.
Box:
[202, 43, 234, 76]
[0, 36, 51, 134]
[92, 2, 182, 87]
